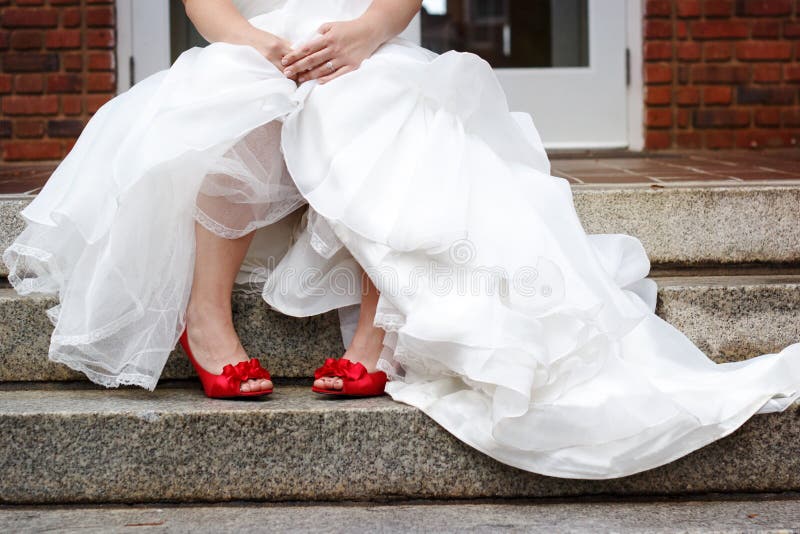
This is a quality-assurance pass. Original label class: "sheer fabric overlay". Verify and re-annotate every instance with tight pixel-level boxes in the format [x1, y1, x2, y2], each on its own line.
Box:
[2, 13, 363, 388]
[195, 122, 305, 240]
[4, 0, 799, 479]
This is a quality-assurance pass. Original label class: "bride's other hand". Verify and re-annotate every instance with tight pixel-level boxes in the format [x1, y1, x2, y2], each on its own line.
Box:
[281, 0, 422, 84]
[246, 30, 293, 71]
[281, 20, 382, 84]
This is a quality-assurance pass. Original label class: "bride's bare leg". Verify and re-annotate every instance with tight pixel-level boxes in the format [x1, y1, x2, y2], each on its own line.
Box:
[186, 222, 273, 393]
[314, 270, 385, 391]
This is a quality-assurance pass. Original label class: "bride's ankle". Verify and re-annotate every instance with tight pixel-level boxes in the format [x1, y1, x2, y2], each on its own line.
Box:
[349, 331, 385, 355]
[186, 298, 233, 327]
[343, 344, 383, 372]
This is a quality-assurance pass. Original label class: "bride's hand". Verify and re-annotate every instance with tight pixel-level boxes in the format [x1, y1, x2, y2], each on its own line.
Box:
[245, 29, 293, 72]
[281, 19, 383, 84]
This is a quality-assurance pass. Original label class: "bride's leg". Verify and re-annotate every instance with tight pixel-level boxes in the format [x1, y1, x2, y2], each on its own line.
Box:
[186, 222, 273, 393]
[314, 270, 386, 391]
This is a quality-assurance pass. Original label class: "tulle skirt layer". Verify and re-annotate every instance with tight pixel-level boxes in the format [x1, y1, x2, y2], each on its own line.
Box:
[3, 6, 366, 387]
[4, 0, 799, 479]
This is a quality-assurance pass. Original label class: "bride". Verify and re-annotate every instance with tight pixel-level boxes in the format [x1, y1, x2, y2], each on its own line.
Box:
[4, 0, 800, 478]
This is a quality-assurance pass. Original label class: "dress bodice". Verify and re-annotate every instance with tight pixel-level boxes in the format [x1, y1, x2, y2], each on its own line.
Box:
[233, 0, 374, 44]
[231, 0, 288, 19]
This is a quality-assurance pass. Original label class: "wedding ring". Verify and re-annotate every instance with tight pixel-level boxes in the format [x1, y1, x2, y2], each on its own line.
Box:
[326, 60, 335, 73]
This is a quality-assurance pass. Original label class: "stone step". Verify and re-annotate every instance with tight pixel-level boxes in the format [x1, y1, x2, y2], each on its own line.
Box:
[2, 182, 800, 280]
[0, 197, 28, 278]
[0, 287, 344, 382]
[1, 384, 798, 504]
[3, 498, 800, 532]
[2, 274, 799, 383]
[574, 182, 800, 266]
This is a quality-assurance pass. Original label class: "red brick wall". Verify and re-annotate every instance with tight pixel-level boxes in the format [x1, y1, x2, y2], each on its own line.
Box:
[0, 0, 115, 162]
[644, 0, 800, 149]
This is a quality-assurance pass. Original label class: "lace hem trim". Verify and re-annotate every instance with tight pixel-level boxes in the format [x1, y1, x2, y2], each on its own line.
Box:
[48, 301, 147, 346]
[193, 200, 305, 240]
[49, 351, 160, 391]
[310, 231, 341, 259]
[3, 242, 59, 295]
[374, 311, 406, 332]
[5, 242, 53, 262]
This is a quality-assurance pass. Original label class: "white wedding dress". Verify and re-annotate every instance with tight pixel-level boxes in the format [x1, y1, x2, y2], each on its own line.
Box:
[4, 0, 800, 479]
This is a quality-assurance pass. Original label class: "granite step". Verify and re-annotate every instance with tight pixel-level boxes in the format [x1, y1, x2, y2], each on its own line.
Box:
[3, 497, 800, 532]
[1, 384, 798, 504]
[2, 274, 799, 383]
[0, 286, 344, 382]
[0, 197, 27, 278]
[2, 182, 800, 280]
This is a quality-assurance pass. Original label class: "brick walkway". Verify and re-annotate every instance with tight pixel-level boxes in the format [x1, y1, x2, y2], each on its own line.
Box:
[0, 148, 798, 195]
[0, 164, 54, 195]
[550, 148, 800, 185]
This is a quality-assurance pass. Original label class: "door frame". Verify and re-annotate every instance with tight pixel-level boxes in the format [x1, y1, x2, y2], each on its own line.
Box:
[625, 0, 644, 151]
[115, 0, 643, 150]
[115, 0, 171, 90]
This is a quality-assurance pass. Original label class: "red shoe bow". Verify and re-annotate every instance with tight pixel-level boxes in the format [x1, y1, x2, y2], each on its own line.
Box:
[314, 357, 367, 382]
[223, 358, 271, 386]
[198, 357, 272, 398]
[312, 357, 387, 397]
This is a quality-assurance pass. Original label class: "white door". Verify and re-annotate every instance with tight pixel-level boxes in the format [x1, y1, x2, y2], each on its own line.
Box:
[115, 0, 170, 88]
[413, 0, 630, 149]
[118, 0, 636, 149]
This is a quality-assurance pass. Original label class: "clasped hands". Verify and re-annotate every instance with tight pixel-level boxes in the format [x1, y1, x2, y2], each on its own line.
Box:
[251, 19, 384, 85]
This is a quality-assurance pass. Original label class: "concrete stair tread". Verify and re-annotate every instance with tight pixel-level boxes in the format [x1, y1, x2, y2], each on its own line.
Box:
[3, 272, 799, 294]
[2, 273, 800, 382]
[653, 273, 800, 287]
[3, 183, 800, 278]
[0, 383, 401, 416]
[1, 384, 799, 503]
[3, 498, 800, 532]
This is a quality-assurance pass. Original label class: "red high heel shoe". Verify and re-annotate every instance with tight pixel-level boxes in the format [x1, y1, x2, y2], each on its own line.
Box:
[179, 329, 273, 398]
[311, 357, 387, 397]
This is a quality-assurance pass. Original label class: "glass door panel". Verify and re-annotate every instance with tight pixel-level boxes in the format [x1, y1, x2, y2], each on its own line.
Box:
[418, 0, 628, 149]
[169, 2, 208, 63]
[421, 0, 588, 68]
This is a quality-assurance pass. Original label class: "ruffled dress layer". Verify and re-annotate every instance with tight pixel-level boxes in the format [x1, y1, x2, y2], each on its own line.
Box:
[4, 0, 799, 479]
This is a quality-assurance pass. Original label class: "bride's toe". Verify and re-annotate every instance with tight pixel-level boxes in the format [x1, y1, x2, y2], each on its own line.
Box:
[324, 377, 344, 390]
[313, 377, 341, 390]
[247, 378, 270, 392]
[325, 377, 340, 389]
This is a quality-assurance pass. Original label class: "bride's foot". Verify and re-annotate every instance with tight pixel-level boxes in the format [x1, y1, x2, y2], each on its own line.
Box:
[185, 301, 273, 393]
[314, 270, 386, 394]
[313, 327, 384, 392]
